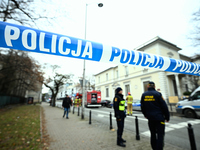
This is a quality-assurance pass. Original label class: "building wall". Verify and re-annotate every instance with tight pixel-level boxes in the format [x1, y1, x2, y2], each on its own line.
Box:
[95, 38, 198, 102]
[96, 66, 162, 101]
[158, 42, 180, 59]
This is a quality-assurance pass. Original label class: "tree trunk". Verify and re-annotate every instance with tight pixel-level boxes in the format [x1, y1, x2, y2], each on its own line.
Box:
[52, 91, 59, 107]
[51, 94, 56, 107]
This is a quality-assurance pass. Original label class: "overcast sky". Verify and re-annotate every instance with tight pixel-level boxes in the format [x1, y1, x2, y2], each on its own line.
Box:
[26, 0, 200, 92]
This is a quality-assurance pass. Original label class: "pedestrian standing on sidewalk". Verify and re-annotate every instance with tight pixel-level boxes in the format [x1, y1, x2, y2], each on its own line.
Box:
[113, 87, 126, 147]
[126, 92, 133, 115]
[62, 94, 72, 119]
[141, 81, 170, 150]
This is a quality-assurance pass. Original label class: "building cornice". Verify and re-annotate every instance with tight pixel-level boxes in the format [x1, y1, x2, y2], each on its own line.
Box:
[96, 70, 163, 87]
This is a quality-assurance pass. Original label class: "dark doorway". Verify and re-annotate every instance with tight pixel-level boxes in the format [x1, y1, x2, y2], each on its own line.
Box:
[143, 81, 149, 92]
[172, 79, 178, 96]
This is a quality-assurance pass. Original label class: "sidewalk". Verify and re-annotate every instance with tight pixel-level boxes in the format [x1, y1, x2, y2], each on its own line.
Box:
[41, 103, 182, 150]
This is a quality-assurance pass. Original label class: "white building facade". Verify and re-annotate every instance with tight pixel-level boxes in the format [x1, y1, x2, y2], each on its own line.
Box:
[95, 37, 200, 102]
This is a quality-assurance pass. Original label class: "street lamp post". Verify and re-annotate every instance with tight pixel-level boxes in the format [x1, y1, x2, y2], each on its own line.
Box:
[82, 3, 103, 119]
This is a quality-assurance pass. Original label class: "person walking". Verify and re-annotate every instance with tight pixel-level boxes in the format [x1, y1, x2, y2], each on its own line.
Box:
[126, 92, 133, 115]
[113, 87, 126, 147]
[141, 81, 170, 150]
[62, 94, 72, 119]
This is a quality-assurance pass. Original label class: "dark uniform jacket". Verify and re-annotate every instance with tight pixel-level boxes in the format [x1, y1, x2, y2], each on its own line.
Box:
[141, 87, 170, 121]
[113, 93, 126, 119]
[62, 97, 72, 108]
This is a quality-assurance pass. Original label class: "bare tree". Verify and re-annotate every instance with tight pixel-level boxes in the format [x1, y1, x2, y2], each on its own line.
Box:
[0, 49, 44, 96]
[190, 8, 200, 48]
[43, 65, 72, 107]
[0, 0, 50, 26]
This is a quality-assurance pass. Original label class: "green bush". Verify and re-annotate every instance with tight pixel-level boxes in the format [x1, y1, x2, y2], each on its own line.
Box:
[183, 91, 192, 96]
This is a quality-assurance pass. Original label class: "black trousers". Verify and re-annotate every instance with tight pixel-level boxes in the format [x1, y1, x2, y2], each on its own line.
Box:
[148, 120, 165, 150]
[116, 117, 125, 143]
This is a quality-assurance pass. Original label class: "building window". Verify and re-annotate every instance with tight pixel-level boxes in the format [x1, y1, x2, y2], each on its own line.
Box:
[125, 84, 130, 95]
[167, 52, 174, 58]
[116, 70, 118, 78]
[106, 73, 108, 81]
[125, 66, 129, 76]
[98, 76, 100, 83]
[106, 87, 109, 97]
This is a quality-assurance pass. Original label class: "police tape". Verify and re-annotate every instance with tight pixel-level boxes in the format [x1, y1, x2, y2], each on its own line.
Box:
[0, 21, 200, 76]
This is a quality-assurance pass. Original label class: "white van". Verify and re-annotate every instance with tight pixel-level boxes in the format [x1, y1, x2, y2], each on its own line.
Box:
[176, 86, 200, 118]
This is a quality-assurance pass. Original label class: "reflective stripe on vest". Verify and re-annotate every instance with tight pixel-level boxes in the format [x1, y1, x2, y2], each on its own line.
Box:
[119, 100, 125, 111]
[127, 95, 133, 104]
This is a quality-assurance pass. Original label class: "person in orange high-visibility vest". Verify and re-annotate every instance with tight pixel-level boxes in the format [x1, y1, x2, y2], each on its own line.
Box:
[126, 92, 133, 115]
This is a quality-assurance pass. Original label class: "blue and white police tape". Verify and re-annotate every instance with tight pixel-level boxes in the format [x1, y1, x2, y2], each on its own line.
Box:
[0, 21, 200, 76]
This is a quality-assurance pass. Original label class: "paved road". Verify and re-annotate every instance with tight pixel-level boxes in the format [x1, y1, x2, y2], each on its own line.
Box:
[72, 106, 200, 150]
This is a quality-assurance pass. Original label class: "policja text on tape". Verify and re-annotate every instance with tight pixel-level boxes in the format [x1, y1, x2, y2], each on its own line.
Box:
[0, 21, 200, 76]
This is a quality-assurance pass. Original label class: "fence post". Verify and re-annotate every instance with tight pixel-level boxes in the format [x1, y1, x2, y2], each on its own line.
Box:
[89, 110, 91, 124]
[110, 112, 113, 130]
[78, 106, 80, 116]
[169, 104, 173, 116]
[135, 116, 140, 140]
[187, 123, 197, 150]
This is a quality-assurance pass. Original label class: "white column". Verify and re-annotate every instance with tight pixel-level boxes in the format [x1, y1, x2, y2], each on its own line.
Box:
[175, 74, 181, 98]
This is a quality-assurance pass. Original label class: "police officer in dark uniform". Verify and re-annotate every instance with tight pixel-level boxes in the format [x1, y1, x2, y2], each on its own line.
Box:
[113, 87, 126, 147]
[141, 82, 170, 150]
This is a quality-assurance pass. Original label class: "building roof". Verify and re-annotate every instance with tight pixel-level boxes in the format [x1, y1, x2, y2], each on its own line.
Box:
[179, 53, 192, 61]
[134, 36, 182, 51]
[94, 66, 117, 76]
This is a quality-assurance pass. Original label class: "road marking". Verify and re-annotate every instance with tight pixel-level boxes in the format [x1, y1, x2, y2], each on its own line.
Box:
[165, 127, 174, 132]
[96, 114, 131, 122]
[97, 114, 104, 117]
[85, 108, 148, 123]
[187, 120, 200, 124]
[130, 116, 148, 121]
[86, 108, 144, 116]
[132, 114, 144, 116]
[86, 109, 114, 115]
[141, 131, 150, 137]
[141, 120, 200, 137]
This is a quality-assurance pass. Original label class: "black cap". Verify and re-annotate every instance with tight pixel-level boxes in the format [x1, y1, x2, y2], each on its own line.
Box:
[115, 87, 122, 94]
[149, 81, 155, 86]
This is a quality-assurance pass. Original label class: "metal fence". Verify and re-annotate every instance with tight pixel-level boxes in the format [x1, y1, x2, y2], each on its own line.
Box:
[0, 96, 26, 108]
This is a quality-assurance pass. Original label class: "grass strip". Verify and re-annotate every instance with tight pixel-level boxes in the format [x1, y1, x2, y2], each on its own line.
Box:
[0, 105, 42, 150]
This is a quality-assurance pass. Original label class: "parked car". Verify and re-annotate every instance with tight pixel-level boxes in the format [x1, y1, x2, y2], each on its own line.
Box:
[101, 100, 111, 107]
[109, 102, 113, 108]
[109, 100, 141, 110]
[176, 86, 200, 118]
[46, 98, 51, 103]
[125, 100, 141, 110]
[132, 100, 141, 111]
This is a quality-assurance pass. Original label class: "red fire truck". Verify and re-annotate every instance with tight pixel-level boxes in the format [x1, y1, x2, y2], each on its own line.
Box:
[85, 90, 101, 108]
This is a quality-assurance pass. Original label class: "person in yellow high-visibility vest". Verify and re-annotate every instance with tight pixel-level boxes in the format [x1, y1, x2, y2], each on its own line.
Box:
[79, 98, 82, 107]
[75, 97, 78, 107]
[126, 92, 133, 115]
